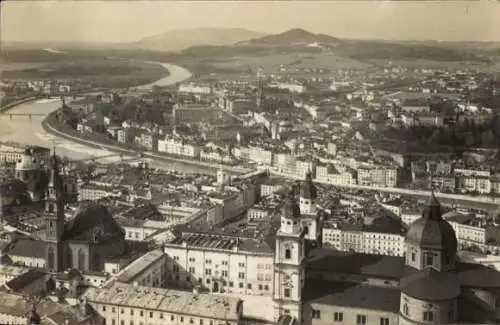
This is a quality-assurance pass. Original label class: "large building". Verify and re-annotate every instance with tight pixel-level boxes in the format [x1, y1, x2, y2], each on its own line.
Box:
[6, 150, 127, 274]
[162, 171, 500, 325]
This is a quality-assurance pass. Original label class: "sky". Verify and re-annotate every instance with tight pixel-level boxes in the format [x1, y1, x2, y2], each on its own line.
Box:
[1, 1, 500, 43]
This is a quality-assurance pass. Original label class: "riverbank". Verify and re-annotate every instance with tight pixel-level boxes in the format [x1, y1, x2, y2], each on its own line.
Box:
[0, 95, 43, 113]
[42, 109, 251, 175]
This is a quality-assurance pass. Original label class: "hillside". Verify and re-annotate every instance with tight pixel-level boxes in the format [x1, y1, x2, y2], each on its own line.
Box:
[130, 27, 265, 52]
[175, 29, 491, 64]
[242, 28, 340, 45]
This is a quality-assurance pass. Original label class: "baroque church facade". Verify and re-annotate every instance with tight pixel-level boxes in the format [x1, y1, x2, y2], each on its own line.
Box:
[273, 176, 500, 325]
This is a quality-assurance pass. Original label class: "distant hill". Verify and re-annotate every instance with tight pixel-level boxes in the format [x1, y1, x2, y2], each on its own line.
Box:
[130, 28, 266, 52]
[242, 28, 340, 45]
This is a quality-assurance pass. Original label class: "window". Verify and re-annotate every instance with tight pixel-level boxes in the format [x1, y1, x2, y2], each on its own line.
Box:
[47, 247, 55, 270]
[425, 253, 434, 267]
[112, 308, 116, 313]
[121, 321, 124, 325]
[120, 309, 124, 314]
[171, 316, 175, 321]
[380, 317, 389, 325]
[411, 252, 416, 262]
[160, 313, 164, 319]
[403, 304, 409, 315]
[247, 283, 252, 289]
[264, 285, 269, 291]
[238, 272, 245, 279]
[205, 269, 212, 275]
[102, 306, 106, 312]
[423, 311, 434, 321]
[140, 311, 144, 317]
[285, 248, 291, 259]
[334, 312, 343, 322]
[112, 320, 115, 325]
[150, 312, 153, 318]
[190, 318, 194, 324]
[312, 309, 321, 319]
[448, 309, 454, 320]
[284, 288, 291, 298]
[78, 248, 86, 270]
[129, 322, 134, 325]
[239, 282, 244, 288]
[200, 320, 204, 325]
[130, 310, 134, 316]
[221, 270, 228, 277]
[356, 315, 366, 325]
[180, 317, 184, 323]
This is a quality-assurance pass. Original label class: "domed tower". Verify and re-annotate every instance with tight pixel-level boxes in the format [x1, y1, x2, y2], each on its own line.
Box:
[299, 171, 317, 215]
[26, 304, 41, 325]
[399, 192, 460, 325]
[299, 171, 321, 250]
[405, 191, 458, 271]
[15, 149, 42, 201]
[273, 188, 305, 323]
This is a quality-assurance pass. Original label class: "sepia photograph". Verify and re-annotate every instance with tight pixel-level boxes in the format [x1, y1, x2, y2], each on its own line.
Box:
[0, 0, 500, 324]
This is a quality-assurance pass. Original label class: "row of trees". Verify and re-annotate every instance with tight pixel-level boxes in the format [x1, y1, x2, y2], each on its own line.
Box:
[395, 112, 500, 150]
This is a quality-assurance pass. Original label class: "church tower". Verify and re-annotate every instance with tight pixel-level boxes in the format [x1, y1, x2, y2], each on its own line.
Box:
[399, 192, 460, 325]
[44, 150, 65, 273]
[299, 171, 321, 251]
[273, 188, 305, 323]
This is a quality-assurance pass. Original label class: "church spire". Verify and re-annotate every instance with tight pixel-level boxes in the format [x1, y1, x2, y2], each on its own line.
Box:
[424, 190, 442, 221]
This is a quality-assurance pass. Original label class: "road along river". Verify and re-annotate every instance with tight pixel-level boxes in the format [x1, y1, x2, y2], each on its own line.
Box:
[0, 63, 233, 175]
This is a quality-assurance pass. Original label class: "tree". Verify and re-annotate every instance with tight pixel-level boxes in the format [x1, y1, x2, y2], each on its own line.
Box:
[481, 129, 495, 148]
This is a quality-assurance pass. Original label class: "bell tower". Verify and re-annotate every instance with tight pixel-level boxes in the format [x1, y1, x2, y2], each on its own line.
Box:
[44, 149, 65, 273]
[299, 171, 321, 251]
[273, 188, 305, 324]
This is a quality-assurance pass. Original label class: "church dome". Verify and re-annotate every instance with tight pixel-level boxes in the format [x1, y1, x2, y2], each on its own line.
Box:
[406, 193, 457, 256]
[281, 189, 300, 219]
[300, 171, 317, 200]
[16, 149, 39, 171]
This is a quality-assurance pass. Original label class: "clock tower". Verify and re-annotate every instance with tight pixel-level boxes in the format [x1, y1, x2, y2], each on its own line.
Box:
[273, 188, 305, 324]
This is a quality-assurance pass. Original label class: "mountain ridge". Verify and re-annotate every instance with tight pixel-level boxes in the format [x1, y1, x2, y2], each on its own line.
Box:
[240, 28, 340, 45]
[130, 27, 266, 52]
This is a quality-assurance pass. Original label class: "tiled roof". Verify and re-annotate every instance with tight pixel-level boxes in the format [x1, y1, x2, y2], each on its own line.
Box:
[306, 248, 405, 280]
[305, 279, 400, 313]
[7, 238, 46, 258]
[5, 268, 47, 292]
[400, 268, 460, 301]
[83, 282, 241, 321]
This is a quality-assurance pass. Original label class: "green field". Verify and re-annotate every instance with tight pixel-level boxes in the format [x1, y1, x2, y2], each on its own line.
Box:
[0, 49, 169, 88]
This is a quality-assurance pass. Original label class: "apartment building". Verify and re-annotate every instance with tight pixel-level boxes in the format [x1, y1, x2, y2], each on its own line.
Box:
[83, 282, 243, 325]
[163, 231, 275, 297]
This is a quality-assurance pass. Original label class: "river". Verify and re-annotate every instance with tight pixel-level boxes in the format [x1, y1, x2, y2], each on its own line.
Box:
[0, 62, 226, 175]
